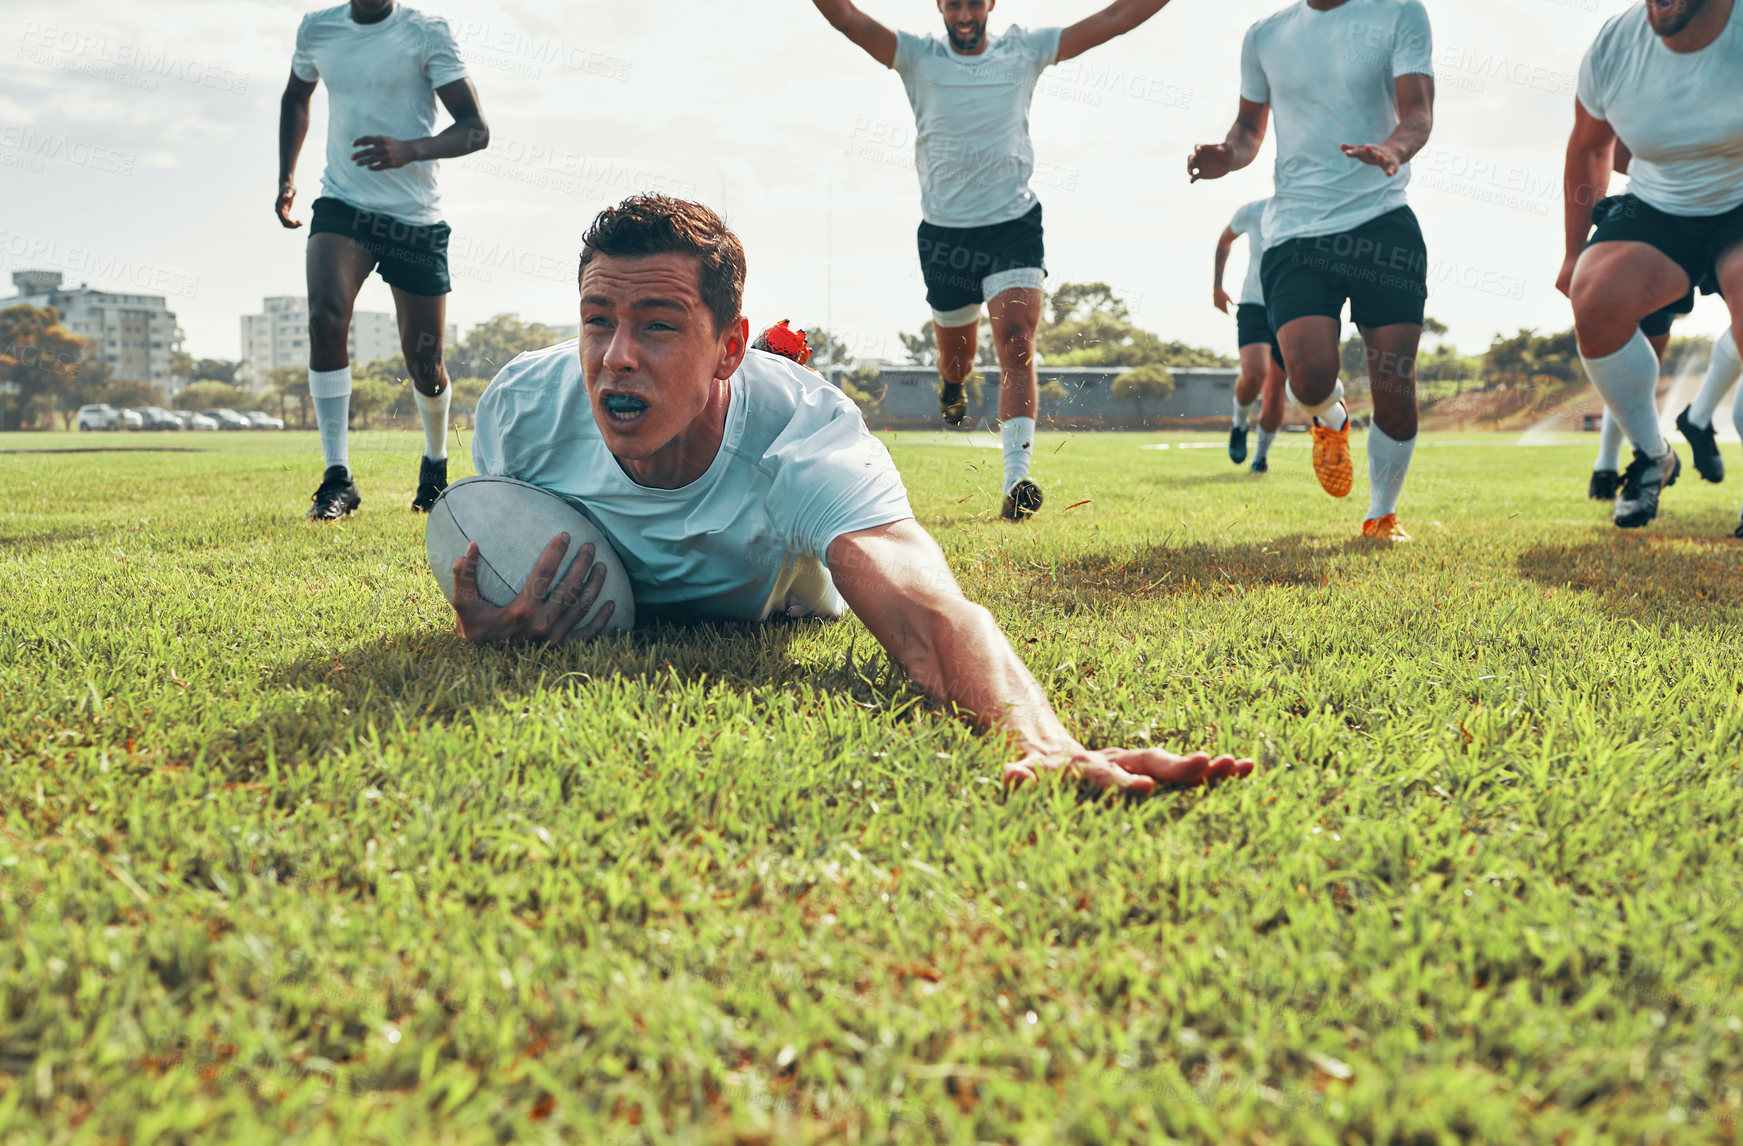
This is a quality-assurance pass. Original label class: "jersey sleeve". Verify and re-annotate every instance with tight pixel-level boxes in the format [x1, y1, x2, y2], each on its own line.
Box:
[766, 383, 914, 559]
[1229, 199, 1262, 239]
[1576, 37, 1606, 120]
[290, 14, 319, 83]
[893, 30, 922, 76]
[1027, 26, 1064, 73]
[421, 16, 470, 88]
[1391, 0, 1434, 79]
[1238, 22, 1269, 105]
[470, 381, 511, 477]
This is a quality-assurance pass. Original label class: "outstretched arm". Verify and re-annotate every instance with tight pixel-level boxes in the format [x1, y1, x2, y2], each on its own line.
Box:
[1058, 0, 1175, 64]
[1213, 226, 1238, 314]
[351, 78, 491, 171]
[1187, 99, 1269, 182]
[277, 71, 316, 228]
[828, 519, 1253, 791]
[1558, 99, 1617, 298]
[809, 0, 897, 68]
[1340, 73, 1434, 176]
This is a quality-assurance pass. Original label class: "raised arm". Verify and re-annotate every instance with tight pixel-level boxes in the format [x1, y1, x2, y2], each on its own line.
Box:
[1340, 73, 1435, 176]
[351, 78, 491, 172]
[277, 71, 316, 228]
[1058, 0, 1175, 64]
[827, 519, 1253, 791]
[1187, 99, 1269, 183]
[1558, 99, 1617, 298]
[809, 0, 897, 68]
[1213, 226, 1238, 314]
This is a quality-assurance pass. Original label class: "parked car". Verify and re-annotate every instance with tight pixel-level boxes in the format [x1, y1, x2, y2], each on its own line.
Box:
[138, 406, 183, 431]
[244, 410, 285, 430]
[184, 412, 220, 431]
[76, 403, 122, 431]
[118, 408, 145, 430]
[202, 408, 253, 431]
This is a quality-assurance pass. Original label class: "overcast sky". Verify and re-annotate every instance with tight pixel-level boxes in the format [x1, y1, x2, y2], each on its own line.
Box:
[1, 0, 1725, 364]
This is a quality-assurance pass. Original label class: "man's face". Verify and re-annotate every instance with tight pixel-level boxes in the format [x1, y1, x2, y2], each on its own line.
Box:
[350, 0, 395, 20]
[938, 0, 992, 52]
[1645, 0, 1709, 36]
[578, 252, 745, 462]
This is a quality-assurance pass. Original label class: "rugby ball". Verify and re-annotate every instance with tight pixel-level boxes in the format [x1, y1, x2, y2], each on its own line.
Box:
[426, 475, 635, 637]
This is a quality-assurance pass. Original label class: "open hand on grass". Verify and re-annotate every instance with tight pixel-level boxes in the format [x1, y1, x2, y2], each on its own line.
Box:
[1004, 742, 1254, 793]
[450, 533, 615, 646]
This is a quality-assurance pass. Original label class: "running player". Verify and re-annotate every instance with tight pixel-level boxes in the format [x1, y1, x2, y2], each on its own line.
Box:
[809, 0, 1182, 521]
[1559, 0, 1743, 529]
[1588, 140, 1697, 499]
[1189, 0, 1436, 542]
[1215, 198, 1289, 474]
[454, 195, 1254, 791]
[277, 0, 489, 520]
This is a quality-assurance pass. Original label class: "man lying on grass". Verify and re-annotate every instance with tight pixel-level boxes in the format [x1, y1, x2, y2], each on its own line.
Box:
[447, 194, 1253, 793]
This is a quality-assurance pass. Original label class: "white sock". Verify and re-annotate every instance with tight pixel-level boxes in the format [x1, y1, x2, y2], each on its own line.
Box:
[1001, 416, 1035, 492]
[1366, 422, 1417, 520]
[1581, 330, 1667, 458]
[1294, 379, 1348, 431]
[1734, 353, 1743, 443]
[309, 365, 352, 472]
[1232, 396, 1257, 429]
[1253, 427, 1277, 463]
[414, 387, 451, 460]
[1594, 407, 1624, 472]
[1687, 328, 1741, 430]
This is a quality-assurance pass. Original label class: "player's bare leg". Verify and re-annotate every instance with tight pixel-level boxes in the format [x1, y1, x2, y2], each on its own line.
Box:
[1358, 323, 1422, 540]
[393, 286, 453, 511]
[934, 317, 978, 426]
[1230, 342, 1270, 465]
[1277, 316, 1352, 498]
[305, 232, 376, 520]
[1251, 353, 1287, 472]
[990, 287, 1043, 521]
[1572, 241, 1690, 527]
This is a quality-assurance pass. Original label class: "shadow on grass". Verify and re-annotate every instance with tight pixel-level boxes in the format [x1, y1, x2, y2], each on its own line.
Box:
[1028, 534, 1334, 609]
[1517, 533, 1743, 630]
[224, 616, 931, 779]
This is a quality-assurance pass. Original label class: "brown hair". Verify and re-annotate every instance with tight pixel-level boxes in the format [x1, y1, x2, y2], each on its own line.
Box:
[579, 196, 746, 334]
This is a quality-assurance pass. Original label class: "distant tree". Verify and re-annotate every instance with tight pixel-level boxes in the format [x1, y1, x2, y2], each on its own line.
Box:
[53, 359, 116, 430]
[0, 304, 90, 431]
[1111, 363, 1174, 419]
[1038, 282, 1233, 368]
[1666, 334, 1716, 377]
[798, 326, 854, 371]
[168, 349, 196, 386]
[1422, 316, 1450, 338]
[1339, 336, 1369, 386]
[453, 314, 560, 379]
[176, 380, 244, 411]
[448, 376, 492, 428]
[840, 365, 886, 416]
[268, 365, 310, 428]
[105, 379, 158, 409]
[191, 358, 240, 383]
[1484, 328, 1580, 389]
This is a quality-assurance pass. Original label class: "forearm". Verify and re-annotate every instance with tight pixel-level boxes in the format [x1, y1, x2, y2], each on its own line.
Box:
[1214, 241, 1233, 290]
[278, 98, 309, 183]
[1564, 146, 1610, 258]
[882, 597, 1072, 754]
[1222, 122, 1263, 172]
[407, 116, 490, 162]
[1380, 108, 1433, 168]
[811, 0, 860, 33]
[1098, 0, 1171, 34]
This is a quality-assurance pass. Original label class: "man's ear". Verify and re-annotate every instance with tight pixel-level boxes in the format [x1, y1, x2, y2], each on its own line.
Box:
[716, 315, 750, 380]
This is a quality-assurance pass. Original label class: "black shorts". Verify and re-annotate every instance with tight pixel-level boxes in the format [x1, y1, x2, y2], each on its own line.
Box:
[916, 202, 1046, 317]
[310, 197, 452, 297]
[1640, 291, 1694, 338]
[1261, 206, 1428, 334]
[1589, 193, 1731, 303]
[1235, 302, 1285, 367]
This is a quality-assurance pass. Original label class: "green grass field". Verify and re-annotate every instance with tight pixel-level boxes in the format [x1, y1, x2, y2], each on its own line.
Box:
[4, 428, 1743, 1145]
